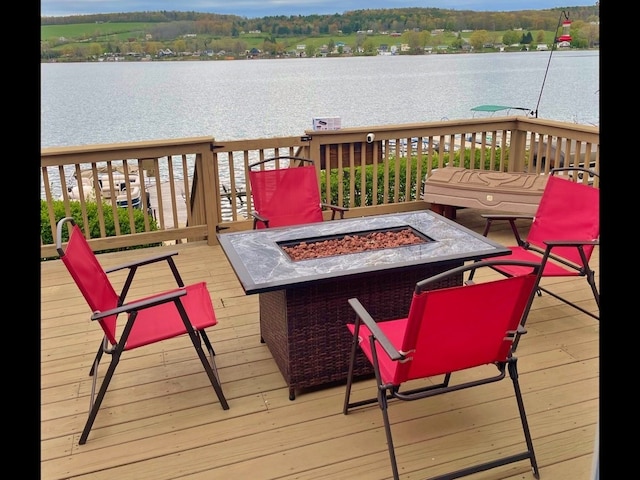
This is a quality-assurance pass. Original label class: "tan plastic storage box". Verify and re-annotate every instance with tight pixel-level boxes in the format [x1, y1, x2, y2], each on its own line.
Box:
[423, 167, 547, 214]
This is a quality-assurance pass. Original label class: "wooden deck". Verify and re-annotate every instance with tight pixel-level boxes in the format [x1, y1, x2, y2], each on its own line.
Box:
[40, 208, 599, 480]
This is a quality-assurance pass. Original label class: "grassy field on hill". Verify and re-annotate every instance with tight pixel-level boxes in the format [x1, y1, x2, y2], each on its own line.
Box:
[41, 10, 593, 62]
[42, 22, 151, 41]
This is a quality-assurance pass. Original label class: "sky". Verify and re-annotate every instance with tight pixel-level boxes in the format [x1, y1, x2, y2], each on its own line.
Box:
[40, 1, 596, 19]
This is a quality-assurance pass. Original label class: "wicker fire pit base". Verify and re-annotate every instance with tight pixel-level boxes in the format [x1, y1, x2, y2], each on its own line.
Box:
[259, 261, 462, 400]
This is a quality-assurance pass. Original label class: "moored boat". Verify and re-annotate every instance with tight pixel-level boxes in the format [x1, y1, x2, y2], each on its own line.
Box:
[62, 164, 144, 209]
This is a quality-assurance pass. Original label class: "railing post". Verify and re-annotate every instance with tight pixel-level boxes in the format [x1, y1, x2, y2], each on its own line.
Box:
[510, 127, 528, 172]
[202, 140, 223, 245]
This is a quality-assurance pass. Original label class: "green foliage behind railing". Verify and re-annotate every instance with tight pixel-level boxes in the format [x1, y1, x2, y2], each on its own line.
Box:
[450, 146, 509, 170]
[41, 200, 162, 259]
[321, 147, 507, 206]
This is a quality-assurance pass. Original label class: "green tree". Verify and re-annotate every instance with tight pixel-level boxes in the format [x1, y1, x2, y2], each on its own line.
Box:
[172, 38, 187, 52]
[469, 30, 489, 50]
[88, 42, 103, 58]
[450, 32, 463, 50]
[520, 31, 533, 44]
[145, 41, 163, 55]
[405, 30, 423, 53]
[362, 38, 376, 54]
[305, 44, 316, 57]
[501, 30, 520, 46]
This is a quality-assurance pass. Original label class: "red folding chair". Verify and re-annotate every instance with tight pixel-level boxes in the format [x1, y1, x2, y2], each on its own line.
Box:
[248, 156, 347, 229]
[470, 167, 600, 322]
[344, 260, 543, 480]
[56, 217, 229, 445]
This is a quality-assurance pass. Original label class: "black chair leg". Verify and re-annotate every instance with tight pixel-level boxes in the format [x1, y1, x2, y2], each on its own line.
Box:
[508, 360, 540, 479]
[80, 353, 121, 445]
[188, 329, 229, 410]
[88, 341, 104, 376]
[379, 392, 400, 480]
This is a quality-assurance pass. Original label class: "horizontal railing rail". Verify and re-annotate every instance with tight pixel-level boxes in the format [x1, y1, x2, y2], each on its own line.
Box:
[41, 117, 599, 259]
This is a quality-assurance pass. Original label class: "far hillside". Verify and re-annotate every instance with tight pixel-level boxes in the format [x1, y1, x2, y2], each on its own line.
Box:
[41, 6, 600, 62]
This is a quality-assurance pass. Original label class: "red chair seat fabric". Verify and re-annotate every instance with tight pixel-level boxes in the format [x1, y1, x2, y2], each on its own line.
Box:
[124, 282, 217, 349]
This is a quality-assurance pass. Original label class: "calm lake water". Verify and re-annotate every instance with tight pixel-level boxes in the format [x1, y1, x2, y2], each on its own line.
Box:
[41, 50, 599, 149]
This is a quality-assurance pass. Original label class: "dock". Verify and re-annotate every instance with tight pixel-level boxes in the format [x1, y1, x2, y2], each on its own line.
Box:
[146, 181, 247, 230]
[146, 180, 188, 228]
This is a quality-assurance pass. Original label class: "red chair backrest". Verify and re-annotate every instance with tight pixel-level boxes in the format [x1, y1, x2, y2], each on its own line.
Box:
[527, 175, 599, 264]
[60, 224, 120, 345]
[248, 165, 324, 228]
[394, 274, 537, 384]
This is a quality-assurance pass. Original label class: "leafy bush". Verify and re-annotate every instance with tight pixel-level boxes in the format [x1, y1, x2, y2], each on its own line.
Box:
[320, 147, 507, 207]
[449, 146, 509, 170]
[41, 200, 162, 253]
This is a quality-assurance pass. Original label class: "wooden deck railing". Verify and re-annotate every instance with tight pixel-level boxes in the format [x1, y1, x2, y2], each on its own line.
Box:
[41, 116, 599, 259]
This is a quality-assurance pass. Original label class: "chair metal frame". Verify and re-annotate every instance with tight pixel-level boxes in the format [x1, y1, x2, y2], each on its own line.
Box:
[343, 260, 543, 480]
[248, 156, 348, 229]
[470, 167, 599, 322]
[56, 217, 229, 445]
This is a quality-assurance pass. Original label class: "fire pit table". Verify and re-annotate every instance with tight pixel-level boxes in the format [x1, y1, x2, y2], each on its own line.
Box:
[217, 210, 509, 400]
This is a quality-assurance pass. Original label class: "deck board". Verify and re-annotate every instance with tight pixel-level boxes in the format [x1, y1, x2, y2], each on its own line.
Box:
[40, 208, 599, 480]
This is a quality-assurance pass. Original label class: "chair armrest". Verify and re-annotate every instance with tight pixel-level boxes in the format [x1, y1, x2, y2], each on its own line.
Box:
[322, 203, 348, 212]
[543, 239, 599, 268]
[348, 298, 403, 361]
[320, 203, 349, 220]
[480, 213, 534, 221]
[250, 211, 269, 229]
[250, 211, 268, 222]
[543, 239, 599, 247]
[91, 288, 188, 321]
[322, 204, 349, 220]
[417, 260, 542, 293]
[104, 251, 179, 274]
[480, 214, 534, 242]
[106, 251, 184, 302]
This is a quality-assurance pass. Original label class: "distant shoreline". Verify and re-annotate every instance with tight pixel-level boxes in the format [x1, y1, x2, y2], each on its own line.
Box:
[41, 46, 598, 64]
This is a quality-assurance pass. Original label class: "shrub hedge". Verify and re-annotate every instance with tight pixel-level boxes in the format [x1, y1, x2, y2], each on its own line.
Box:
[41, 200, 162, 257]
[321, 147, 507, 206]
